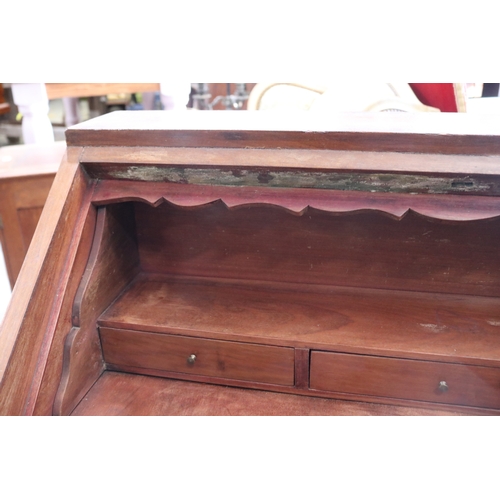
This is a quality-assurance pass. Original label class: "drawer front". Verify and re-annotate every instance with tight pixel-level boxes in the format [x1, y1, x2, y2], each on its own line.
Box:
[310, 351, 500, 409]
[100, 327, 295, 386]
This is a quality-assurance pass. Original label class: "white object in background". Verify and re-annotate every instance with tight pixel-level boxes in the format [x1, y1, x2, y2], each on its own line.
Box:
[11, 83, 54, 144]
[139, 84, 191, 111]
[466, 97, 500, 114]
[159, 83, 191, 110]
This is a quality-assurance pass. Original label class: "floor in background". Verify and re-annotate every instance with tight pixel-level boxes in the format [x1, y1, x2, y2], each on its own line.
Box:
[0, 245, 11, 326]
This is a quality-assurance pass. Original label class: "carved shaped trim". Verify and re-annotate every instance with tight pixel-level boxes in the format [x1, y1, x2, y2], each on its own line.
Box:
[92, 179, 500, 222]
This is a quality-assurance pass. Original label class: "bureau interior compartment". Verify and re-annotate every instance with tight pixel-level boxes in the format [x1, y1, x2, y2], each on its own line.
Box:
[61, 196, 500, 415]
[96, 199, 500, 365]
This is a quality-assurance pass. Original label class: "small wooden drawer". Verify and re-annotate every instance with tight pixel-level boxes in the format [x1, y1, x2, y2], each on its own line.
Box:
[310, 351, 500, 409]
[100, 327, 295, 386]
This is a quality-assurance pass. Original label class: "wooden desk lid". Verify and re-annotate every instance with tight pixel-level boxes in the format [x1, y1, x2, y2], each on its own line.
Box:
[66, 110, 500, 155]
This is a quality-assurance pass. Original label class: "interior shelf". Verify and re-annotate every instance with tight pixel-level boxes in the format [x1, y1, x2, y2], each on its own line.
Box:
[98, 274, 500, 367]
[71, 371, 474, 416]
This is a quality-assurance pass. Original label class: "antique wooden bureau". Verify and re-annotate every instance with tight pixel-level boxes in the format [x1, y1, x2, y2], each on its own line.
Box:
[2, 111, 500, 416]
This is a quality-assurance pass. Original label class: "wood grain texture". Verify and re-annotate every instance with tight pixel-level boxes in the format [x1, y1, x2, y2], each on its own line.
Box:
[71, 371, 474, 416]
[132, 201, 500, 297]
[66, 111, 500, 155]
[91, 178, 500, 221]
[31, 207, 98, 415]
[6, 112, 500, 415]
[0, 175, 56, 287]
[17, 207, 44, 249]
[310, 351, 500, 409]
[0, 148, 92, 415]
[53, 204, 140, 415]
[98, 275, 500, 367]
[0, 142, 64, 287]
[80, 145, 500, 177]
[294, 348, 309, 389]
[100, 327, 295, 386]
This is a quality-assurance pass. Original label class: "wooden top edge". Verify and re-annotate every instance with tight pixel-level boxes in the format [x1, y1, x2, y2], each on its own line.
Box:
[66, 111, 500, 154]
[0, 141, 66, 178]
[67, 111, 500, 135]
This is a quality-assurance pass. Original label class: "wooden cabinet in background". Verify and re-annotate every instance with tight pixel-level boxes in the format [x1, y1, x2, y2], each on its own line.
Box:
[0, 142, 65, 287]
[2, 111, 500, 415]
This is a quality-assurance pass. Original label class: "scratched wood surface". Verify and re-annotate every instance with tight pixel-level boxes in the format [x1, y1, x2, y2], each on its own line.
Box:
[71, 371, 475, 416]
[81, 146, 500, 197]
[4, 112, 500, 415]
[99, 275, 500, 367]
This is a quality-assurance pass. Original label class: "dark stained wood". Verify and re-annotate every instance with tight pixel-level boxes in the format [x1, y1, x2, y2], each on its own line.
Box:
[53, 204, 140, 415]
[16, 207, 44, 249]
[91, 178, 500, 220]
[131, 201, 500, 297]
[0, 148, 92, 415]
[98, 275, 500, 367]
[310, 351, 500, 410]
[66, 111, 500, 155]
[5, 112, 500, 415]
[100, 327, 295, 386]
[71, 371, 475, 416]
[294, 348, 309, 389]
[32, 206, 98, 415]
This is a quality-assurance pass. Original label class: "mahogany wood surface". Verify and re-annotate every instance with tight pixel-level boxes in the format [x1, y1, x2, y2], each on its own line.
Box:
[81, 145, 500, 183]
[67, 111, 500, 155]
[71, 371, 472, 416]
[0, 177, 54, 287]
[100, 327, 295, 386]
[98, 275, 500, 367]
[294, 348, 310, 390]
[91, 178, 500, 221]
[0, 141, 65, 287]
[0, 147, 91, 415]
[53, 204, 140, 415]
[3, 112, 500, 415]
[31, 205, 97, 416]
[310, 352, 500, 410]
[132, 202, 500, 298]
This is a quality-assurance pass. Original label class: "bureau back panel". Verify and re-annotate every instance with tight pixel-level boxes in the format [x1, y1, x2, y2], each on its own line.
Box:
[134, 201, 500, 297]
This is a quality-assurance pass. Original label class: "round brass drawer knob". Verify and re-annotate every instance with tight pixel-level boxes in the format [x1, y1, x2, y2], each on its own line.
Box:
[187, 354, 197, 364]
[438, 380, 449, 392]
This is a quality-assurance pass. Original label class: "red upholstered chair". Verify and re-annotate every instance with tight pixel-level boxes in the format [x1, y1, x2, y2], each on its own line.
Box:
[409, 84, 467, 112]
